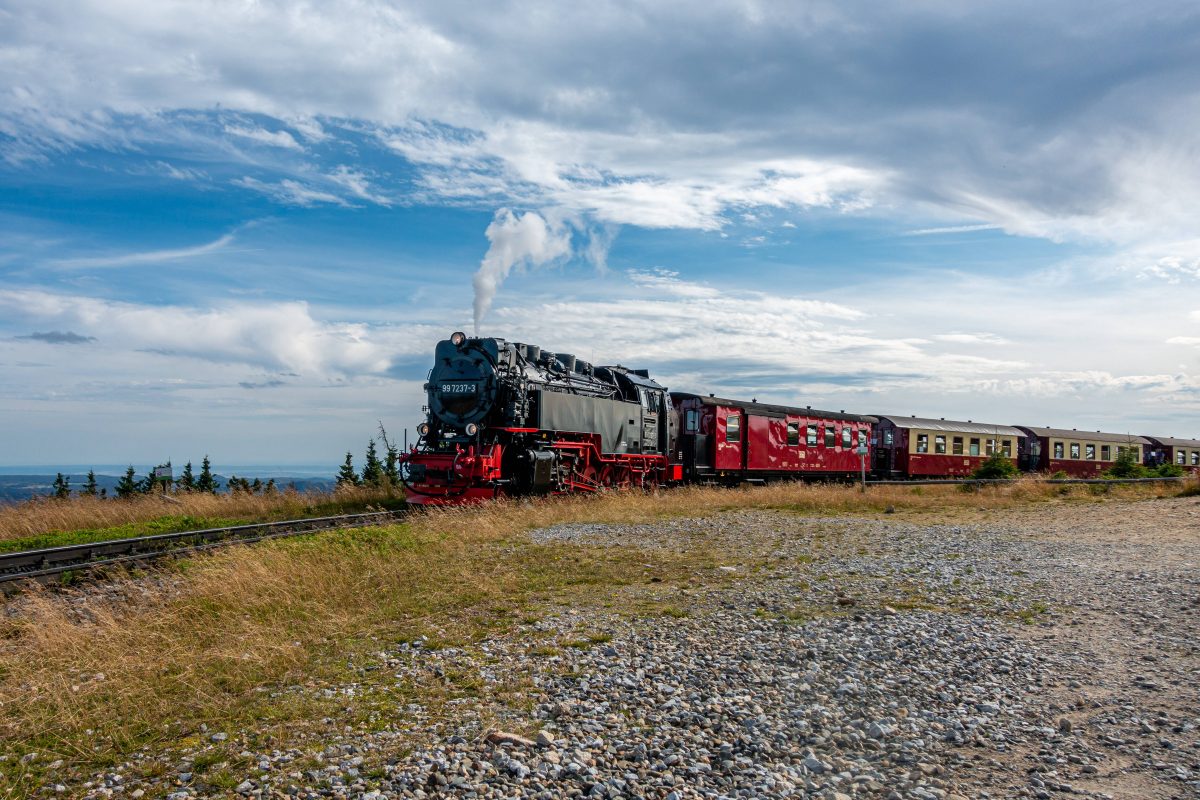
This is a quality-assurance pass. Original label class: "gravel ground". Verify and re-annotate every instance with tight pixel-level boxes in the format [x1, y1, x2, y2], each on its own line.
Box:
[62, 498, 1200, 799]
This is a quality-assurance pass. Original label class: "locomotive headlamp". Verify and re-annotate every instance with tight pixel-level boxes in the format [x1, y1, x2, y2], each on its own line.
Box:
[465, 423, 479, 436]
[417, 422, 430, 436]
[450, 331, 467, 347]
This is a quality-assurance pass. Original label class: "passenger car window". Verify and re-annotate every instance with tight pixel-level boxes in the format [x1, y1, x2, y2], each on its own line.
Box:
[1192, 451, 1199, 466]
[1101, 445, 1110, 460]
[1085, 444, 1095, 460]
[807, 423, 818, 446]
[1054, 441, 1064, 458]
[1070, 443, 1080, 459]
[934, 435, 946, 454]
[1177, 450, 1186, 465]
[824, 425, 836, 448]
[952, 436, 963, 455]
[787, 422, 799, 446]
[842, 427, 852, 448]
[725, 414, 740, 443]
[1002, 439, 1012, 457]
[916, 434, 929, 453]
[969, 438, 980, 456]
[883, 430, 894, 445]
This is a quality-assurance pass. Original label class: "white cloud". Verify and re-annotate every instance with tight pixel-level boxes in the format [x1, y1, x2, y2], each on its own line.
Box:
[50, 233, 235, 268]
[0, 289, 416, 376]
[932, 332, 1010, 345]
[1167, 337, 1200, 347]
[327, 166, 393, 206]
[233, 177, 349, 207]
[223, 124, 303, 150]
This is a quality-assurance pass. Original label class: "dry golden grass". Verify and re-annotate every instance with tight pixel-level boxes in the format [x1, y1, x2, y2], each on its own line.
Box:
[0, 486, 404, 545]
[0, 478, 1189, 789]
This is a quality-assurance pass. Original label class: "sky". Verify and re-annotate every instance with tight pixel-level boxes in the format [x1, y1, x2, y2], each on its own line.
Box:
[1, 0, 1199, 467]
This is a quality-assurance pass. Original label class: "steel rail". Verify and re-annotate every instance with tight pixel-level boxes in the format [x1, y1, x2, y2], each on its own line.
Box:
[0, 511, 401, 588]
[864, 477, 1189, 486]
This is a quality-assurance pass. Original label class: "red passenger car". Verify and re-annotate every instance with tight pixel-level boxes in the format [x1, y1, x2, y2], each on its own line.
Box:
[1015, 427, 1150, 477]
[672, 393, 875, 482]
[1141, 436, 1200, 473]
[873, 416, 1022, 478]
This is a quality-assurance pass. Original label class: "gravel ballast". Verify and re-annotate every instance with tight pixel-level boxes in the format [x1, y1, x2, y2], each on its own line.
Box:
[62, 498, 1200, 799]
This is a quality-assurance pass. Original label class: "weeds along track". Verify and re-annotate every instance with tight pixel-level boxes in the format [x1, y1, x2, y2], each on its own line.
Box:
[0, 511, 401, 589]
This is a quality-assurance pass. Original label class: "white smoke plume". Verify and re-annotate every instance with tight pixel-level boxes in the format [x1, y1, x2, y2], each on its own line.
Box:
[472, 209, 573, 333]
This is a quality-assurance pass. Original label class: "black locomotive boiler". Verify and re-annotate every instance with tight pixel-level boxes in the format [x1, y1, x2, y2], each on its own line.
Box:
[400, 332, 679, 504]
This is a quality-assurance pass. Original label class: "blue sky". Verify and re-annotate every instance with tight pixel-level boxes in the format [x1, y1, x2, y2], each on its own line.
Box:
[1, 0, 1198, 466]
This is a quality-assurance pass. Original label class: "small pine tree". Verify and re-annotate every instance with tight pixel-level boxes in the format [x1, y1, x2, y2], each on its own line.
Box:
[251, 477, 263, 494]
[379, 422, 401, 485]
[177, 461, 195, 492]
[196, 456, 217, 493]
[337, 451, 359, 487]
[362, 440, 383, 486]
[82, 469, 99, 497]
[115, 466, 138, 499]
[53, 472, 71, 499]
[1104, 447, 1147, 479]
[264, 478, 277, 495]
[971, 452, 1020, 480]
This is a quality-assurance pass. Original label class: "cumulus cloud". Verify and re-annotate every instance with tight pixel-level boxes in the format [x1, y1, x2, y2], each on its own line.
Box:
[472, 209, 574, 332]
[0, 289, 406, 376]
[8, 2, 1198, 248]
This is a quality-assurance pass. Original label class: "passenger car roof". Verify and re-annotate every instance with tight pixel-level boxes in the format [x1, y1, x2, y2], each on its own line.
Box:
[875, 415, 1023, 437]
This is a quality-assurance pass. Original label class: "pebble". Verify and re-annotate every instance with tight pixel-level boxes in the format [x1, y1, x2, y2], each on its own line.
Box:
[61, 501, 1200, 799]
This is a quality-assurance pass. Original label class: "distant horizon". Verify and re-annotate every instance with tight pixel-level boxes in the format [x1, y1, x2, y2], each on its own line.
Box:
[0, 464, 338, 477]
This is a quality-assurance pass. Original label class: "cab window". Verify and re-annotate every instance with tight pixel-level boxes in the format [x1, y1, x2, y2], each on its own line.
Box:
[685, 409, 698, 433]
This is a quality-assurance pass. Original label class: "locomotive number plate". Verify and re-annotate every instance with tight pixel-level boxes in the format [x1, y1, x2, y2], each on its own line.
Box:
[441, 383, 477, 394]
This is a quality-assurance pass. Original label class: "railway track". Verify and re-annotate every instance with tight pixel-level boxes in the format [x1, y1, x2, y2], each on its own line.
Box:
[0, 511, 401, 589]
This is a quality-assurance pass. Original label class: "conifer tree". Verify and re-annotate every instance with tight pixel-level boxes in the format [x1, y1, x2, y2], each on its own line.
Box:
[53, 472, 71, 499]
[265, 478, 277, 495]
[251, 477, 263, 494]
[379, 423, 401, 485]
[337, 451, 359, 486]
[82, 469, 98, 497]
[362, 440, 383, 486]
[177, 461, 195, 491]
[115, 466, 138, 498]
[196, 456, 217, 493]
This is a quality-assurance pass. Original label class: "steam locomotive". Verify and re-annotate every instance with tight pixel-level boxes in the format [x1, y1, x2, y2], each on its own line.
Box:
[400, 332, 679, 504]
[399, 332, 1200, 504]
